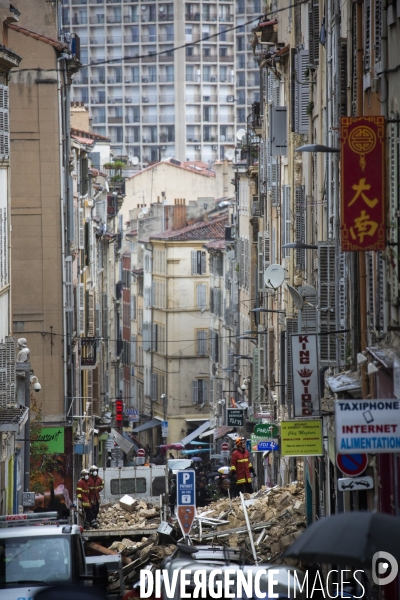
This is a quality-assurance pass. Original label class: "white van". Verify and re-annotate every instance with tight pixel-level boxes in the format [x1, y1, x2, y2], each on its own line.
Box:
[100, 465, 167, 504]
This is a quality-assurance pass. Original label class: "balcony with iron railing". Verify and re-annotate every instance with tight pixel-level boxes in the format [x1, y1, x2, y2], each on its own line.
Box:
[106, 15, 122, 23]
[219, 114, 235, 122]
[186, 114, 202, 123]
[107, 76, 123, 84]
[202, 54, 218, 62]
[185, 55, 201, 62]
[109, 116, 124, 123]
[123, 14, 139, 22]
[159, 115, 175, 122]
[186, 136, 201, 142]
[125, 136, 141, 143]
[91, 96, 105, 104]
[159, 94, 175, 102]
[124, 76, 140, 83]
[90, 78, 106, 84]
[125, 96, 140, 103]
[185, 12, 201, 21]
[89, 37, 105, 45]
[141, 34, 158, 43]
[203, 115, 218, 122]
[124, 35, 139, 43]
[107, 97, 124, 104]
[141, 55, 157, 62]
[89, 15, 105, 24]
[71, 15, 88, 24]
[219, 55, 234, 62]
[202, 13, 218, 21]
[142, 137, 158, 143]
[159, 74, 174, 83]
[159, 54, 174, 62]
[74, 77, 89, 84]
[106, 35, 124, 44]
[92, 116, 106, 124]
[158, 12, 174, 21]
[158, 33, 174, 42]
[142, 115, 158, 123]
[125, 116, 141, 123]
[186, 94, 202, 102]
[141, 93, 157, 102]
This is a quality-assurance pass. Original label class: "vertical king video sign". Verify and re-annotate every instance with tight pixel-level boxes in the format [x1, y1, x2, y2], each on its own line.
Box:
[290, 333, 321, 418]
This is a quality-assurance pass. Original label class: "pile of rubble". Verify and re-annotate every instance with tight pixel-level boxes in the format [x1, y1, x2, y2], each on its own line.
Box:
[96, 495, 160, 530]
[195, 481, 306, 563]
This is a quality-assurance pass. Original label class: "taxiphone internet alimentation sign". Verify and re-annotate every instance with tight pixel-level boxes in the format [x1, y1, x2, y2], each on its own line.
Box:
[335, 400, 400, 454]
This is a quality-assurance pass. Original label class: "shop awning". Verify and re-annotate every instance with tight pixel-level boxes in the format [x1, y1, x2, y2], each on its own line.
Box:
[132, 418, 162, 434]
[214, 425, 234, 440]
[199, 428, 215, 439]
[111, 428, 135, 456]
[180, 420, 210, 446]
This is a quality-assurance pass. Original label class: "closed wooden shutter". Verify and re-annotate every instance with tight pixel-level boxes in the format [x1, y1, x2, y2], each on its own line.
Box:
[88, 290, 95, 337]
[65, 256, 73, 310]
[86, 370, 93, 416]
[78, 283, 85, 335]
[191, 251, 197, 274]
[201, 251, 207, 274]
[318, 242, 337, 365]
[92, 367, 100, 415]
[308, 1, 320, 65]
[192, 380, 198, 404]
[298, 285, 317, 333]
[197, 284, 206, 309]
[78, 207, 85, 250]
[282, 185, 291, 257]
[285, 318, 298, 411]
[197, 330, 207, 356]
[292, 50, 310, 134]
[295, 186, 306, 270]
[0, 86, 9, 159]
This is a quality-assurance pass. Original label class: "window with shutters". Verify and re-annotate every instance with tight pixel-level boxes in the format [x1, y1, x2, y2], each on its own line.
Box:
[270, 157, 280, 207]
[291, 49, 310, 134]
[271, 227, 276, 266]
[78, 207, 85, 250]
[308, 1, 320, 65]
[92, 367, 100, 415]
[143, 322, 151, 351]
[78, 283, 85, 335]
[0, 86, 9, 160]
[144, 286, 152, 308]
[318, 243, 337, 365]
[86, 369, 93, 416]
[252, 347, 260, 406]
[374, 0, 382, 64]
[138, 308, 143, 334]
[282, 186, 291, 257]
[285, 318, 298, 409]
[137, 345, 143, 372]
[87, 290, 95, 337]
[339, 40, 348, 116]
[151, 372, 158, 401]
[65, 257, 73, 310]
[192, 379, 208, 404]
[144, 254, 152, 272]
[191, 250, 207, 275]
[364, 0, 371, 71]
[297, 285, 317, 333]
[151, 323, 158, 352]
[351, 4, 358, 115]
[269, 106, 287, 156]
[80, 155, 89, 196]
[196, 284, 207, 310]
[102, 292, 108, 337]
[197, 329, 208, 356]
[131, 334, 137, 363]
[295, 186, 306, 270]
[131, 295, 137, 320]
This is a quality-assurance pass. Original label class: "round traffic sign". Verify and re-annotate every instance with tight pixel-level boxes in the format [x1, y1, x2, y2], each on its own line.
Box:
[336, 453, 368, 476]
[221, 442, 229, 451]
[137, 448, 145, 457]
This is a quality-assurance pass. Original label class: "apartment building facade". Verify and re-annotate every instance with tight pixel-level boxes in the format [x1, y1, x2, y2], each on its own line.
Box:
[63, 0, 261, 164]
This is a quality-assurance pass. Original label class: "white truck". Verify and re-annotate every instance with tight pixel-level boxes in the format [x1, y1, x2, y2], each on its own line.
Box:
[0, 512, 88, 600]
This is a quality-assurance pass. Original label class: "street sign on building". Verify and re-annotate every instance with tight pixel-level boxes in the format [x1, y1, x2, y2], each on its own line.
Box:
[338, 476, 374, 492]
[336, 453, 368, 476]
[253, 423, 279, 438]
[125, 408, 139, 423]
[281, 420, 323, 457]
[161, 421, 168, 437]
[176, 470, 196, 538]
[227, 408, 244, 427]
[335, 399, 400, 454]
[290, 334, 321, 417]
[257, 440, 279, 452]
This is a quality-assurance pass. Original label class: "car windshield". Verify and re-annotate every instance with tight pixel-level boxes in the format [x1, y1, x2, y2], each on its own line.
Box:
[0, 535, 71, 587]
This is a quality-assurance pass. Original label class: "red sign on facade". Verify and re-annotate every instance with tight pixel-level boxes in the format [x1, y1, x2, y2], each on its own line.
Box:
[115, 400, 123, 426]
[340, 116, 385, 251]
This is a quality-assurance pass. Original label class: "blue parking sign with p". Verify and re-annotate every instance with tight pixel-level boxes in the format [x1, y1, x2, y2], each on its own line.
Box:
[177, 470, 195, 506]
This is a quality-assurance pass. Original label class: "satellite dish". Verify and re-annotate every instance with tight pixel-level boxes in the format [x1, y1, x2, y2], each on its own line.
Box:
[142, 206, 149, 214]
[138, 212, 144, 219]
[141, 5, 147, 9]
[131, 156, 139, 165]
[286, 283, 304, 310]
[264, 264, 285, 289]
[159, 5, 165, 11]
[236, 128, 246, 141]
[105, 180, 109, 192]
[225, 149, 235, 160]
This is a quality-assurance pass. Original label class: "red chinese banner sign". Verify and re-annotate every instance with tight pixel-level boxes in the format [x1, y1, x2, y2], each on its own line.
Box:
[340, 116, 385, 251]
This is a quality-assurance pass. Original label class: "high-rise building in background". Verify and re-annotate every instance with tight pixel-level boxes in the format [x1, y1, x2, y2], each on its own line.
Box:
[63, 0, 261, 165]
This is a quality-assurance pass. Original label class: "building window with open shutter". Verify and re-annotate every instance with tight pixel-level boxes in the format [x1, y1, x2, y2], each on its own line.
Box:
[191, 250, 207, 274]
[196, 284, 207, 310]
[78, 283, 85, 335]
[192, 379, 208, 404]
[0, 86, 9, 160]
[282, 186, 291, 257]
[197, 329, 208, 356]
[143, 322, 151, 351]
[295, 186, 306, 270]
[308, 1, 320, 65]
[291, 49, 310, 134]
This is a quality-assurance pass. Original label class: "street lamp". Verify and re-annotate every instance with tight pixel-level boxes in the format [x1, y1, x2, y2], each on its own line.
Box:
[251, 308, 286, 314]
[234, 355, 253, 360]
[282, 242, 318, 250]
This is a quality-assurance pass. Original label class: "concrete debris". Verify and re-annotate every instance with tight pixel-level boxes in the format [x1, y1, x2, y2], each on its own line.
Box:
[195, 481, 306, 563]
[96, 499, 160, 530]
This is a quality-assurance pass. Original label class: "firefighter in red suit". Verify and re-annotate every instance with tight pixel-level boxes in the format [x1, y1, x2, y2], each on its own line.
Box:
[88, 464, 104, 521]
[76, 469, 98, 529]
[230, 437, 255, 495]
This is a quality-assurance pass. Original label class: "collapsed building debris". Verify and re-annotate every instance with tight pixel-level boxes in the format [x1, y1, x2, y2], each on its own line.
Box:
[85, 482, 306, 594]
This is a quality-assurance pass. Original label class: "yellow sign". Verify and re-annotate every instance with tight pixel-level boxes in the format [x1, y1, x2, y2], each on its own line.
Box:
[281, 420, 323, 457]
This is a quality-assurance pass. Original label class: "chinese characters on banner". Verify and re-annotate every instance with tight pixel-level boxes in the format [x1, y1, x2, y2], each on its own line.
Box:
[340, 116, 385, 251]
[290, 334, 321, 418]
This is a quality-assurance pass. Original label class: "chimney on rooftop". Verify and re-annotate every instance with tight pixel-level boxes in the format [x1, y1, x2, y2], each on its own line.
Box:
[173, 198, 186, 230]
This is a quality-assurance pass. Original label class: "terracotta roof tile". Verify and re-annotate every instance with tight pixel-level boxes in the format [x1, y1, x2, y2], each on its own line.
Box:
[8, 23, 69, 52]
[71, 127, 110, 141]
[147, 214, 228, 242]
[203, 239, 226, 251]
[127, 157, 215, 181]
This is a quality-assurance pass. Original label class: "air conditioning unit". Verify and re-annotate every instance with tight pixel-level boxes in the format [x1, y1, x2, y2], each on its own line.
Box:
[142, 96, 149, 102]
[142, 77, 148, 83]
[212, 145, 217, 150]
[203, 95, 210, 101]
[195, 145, 201, 150]
[227, 95, 234, 102]
[210, 76, 216, 82]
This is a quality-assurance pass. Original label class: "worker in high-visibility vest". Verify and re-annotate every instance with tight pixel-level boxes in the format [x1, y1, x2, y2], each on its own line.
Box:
[230, 437, 255, 495]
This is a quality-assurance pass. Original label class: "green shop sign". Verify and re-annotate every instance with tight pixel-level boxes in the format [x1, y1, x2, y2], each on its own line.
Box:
[253, 423, 279, 439]
[36, 427, 65, 453]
